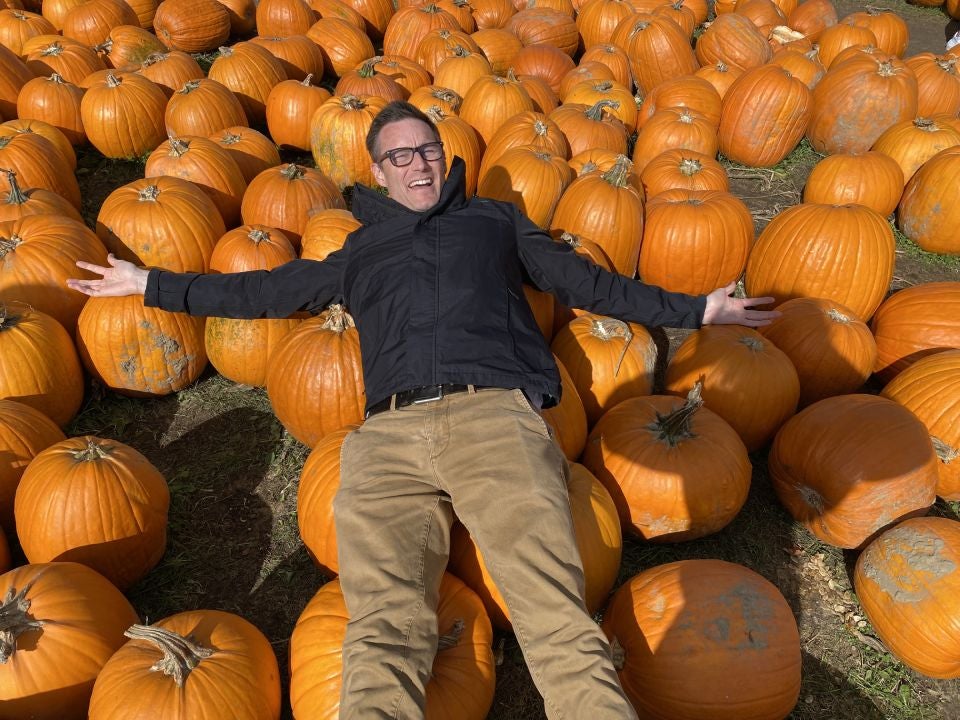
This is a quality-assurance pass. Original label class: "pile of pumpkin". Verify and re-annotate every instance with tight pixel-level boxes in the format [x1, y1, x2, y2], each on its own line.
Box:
[1, 0, 960, 715]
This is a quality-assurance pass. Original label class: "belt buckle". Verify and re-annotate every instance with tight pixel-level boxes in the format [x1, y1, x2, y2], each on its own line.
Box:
[411, 384, 445, 404]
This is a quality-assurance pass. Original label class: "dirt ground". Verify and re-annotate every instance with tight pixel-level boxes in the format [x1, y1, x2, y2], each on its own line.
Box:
[50, 2, 960, 719]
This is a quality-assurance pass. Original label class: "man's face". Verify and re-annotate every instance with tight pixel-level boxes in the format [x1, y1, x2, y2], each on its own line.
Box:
[370, 118, 446, 212]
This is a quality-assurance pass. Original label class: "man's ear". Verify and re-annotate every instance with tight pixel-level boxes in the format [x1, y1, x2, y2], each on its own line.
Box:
[370, 161, 385, 187]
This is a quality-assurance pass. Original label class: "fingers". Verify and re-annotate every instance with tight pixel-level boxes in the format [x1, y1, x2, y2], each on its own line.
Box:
[75, 260, 110, 274]
[741, 296, 776, 308]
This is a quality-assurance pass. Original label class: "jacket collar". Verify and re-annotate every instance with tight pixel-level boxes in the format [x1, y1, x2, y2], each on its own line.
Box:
[351, 156, 469, 226]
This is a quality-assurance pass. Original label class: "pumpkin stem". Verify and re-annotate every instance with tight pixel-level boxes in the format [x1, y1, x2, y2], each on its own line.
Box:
[340, 94, 365, 111]
[437, 618, 464, 650]
[876, 60, 897, 77]
[585, 99, 620, 121]
[141, 52, 168, 67]
[0, 234, 22, 258]
[431, 87, 462, 111]
[322, 304, 355, 333]
[532, 119, 548, 137]
[247, 228, 270, 244]
[219, 131, 242, 145]
[738, 336, 765, 352]
[358, 57, 378, 77]
[600, 155, 632, 188]
[609, 636, 625, 671]
[218, 46, 234, 57]
[451, 44, 471, 58]
[647, 380, 704, 446]
[106, 73, 122, 88]
[560, 231, 581, 249]
[914, 117, 937, 132]
[123, 624, 215, 688]
[138, 184, 161, 202]
[826, 308, 851, 324]
[167, 137, 190, 157]
[590, 317, 633, 376]
[94, 38, 114, 54]
[425, 105, 446, 123]
[0, 137, 10, 150]
[301, 73, 314, 87]
[40, 41, 64, 57]
[715, 61, 729, 72]
[0, 584, 44, 664]
[932, 437, 958, 465]
[678, 157, 702, 176]
[1, 169, 27, 206]
[579, 160, 599, 175]
[178, 79, 201, 94]
[71, 438, 113, 462]
[281, 164, 306, 181]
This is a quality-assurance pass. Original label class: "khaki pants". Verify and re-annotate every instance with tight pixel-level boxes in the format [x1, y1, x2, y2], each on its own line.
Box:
[334, 388, 636, 720]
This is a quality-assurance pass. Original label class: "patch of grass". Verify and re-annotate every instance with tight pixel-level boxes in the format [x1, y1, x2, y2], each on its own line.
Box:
[892, 223, 960, 272]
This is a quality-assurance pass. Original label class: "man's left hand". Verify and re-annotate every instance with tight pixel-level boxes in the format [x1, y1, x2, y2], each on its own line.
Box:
[702, 282, 780, 327]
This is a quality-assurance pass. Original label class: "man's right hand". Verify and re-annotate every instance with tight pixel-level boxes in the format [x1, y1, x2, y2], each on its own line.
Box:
[67, 254, 150, 297]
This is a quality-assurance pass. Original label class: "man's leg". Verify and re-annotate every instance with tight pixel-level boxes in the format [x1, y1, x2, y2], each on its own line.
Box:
[438, 389, 638, 720]
[335, 410, 454, 720]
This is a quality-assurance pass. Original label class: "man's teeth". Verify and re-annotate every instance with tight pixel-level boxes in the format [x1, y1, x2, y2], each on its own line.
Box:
[410, 179, 431, 186]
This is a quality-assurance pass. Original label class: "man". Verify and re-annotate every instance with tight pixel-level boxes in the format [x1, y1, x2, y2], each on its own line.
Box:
[70, 101, 777, 719]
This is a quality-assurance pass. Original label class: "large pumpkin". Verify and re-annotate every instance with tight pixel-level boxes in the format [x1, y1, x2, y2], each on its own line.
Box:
[744, 202, 895, 321]
[760, 297, 877, 407]
[897, 145, 960, 254]
[309, 94, 387, 191]
[880, 350, 960, 500]
[0, 303, 84, 426]
[0, 398, 65, 534]
[15, 435, 169, 590]
[265, 304, 364, 447]
[582, 382, 751, 541]
[80, 71, 167, 159]
[76, 294, 208, 396]
[88, 610, 281, 719]
[602, 559, 801, 720]
[0, 562, 140, 720]
[769, 394, 938, 549]
[870, 282, 960, 383]
[665, 325, 799, 452]
[448, 462, 621, 629]
[853, 517, 960, 679]
[802, 151, 904, 216]
[289, 573, 495, 719]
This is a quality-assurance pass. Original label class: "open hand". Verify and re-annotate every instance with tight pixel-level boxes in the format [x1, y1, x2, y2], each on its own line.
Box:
[66, 254, 150, 297]
[702, 282, 780, 327]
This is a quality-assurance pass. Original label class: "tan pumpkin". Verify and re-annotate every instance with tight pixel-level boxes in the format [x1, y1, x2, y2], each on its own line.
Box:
[769, 393, 937, 548]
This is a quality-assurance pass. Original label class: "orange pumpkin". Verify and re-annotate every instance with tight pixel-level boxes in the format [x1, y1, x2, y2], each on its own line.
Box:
[602, 559, 801, 720]
[89, 610, 282, 719]
[164, 78, 248, 137]
[310, 93, 388, 190]
[881, 350, 960, 500]
[77, 294, 208, 396]
[207, 41, 287, 125]
[477, 146, 572, 229]
[854, 517, 960, 679]
[897, 146, 960, 254]
[208, 126, 282, 185]
[541, 354, 587, 460]
[290, 574, 495, 719]
[871, 117, 960, 188]
[80, 71, 167, 159]
[640, 149, 729, 196]
[802, 151, 903, 216]
[769, 393, 938, 548]
[15, 436, 169, 590]
[300, 207, 361, 260]
[582, 383, 751, 541]
[0, 562, 140, 720]
[665, 325, 800, 452]
[153, 0, 230, 51]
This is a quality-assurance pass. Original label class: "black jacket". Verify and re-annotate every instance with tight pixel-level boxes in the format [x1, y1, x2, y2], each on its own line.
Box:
[145, 158, 706, 410]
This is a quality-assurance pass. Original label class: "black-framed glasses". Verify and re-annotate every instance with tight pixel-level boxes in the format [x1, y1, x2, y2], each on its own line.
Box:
[378, 141, 445, 167]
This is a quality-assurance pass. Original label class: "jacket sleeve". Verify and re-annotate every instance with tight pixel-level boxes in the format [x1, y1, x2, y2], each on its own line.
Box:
[514, 210, 706, 329]
[143, 249, 349, 319]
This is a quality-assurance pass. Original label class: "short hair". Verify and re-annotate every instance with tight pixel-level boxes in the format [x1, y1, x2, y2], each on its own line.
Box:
[365, 101, 440, 161]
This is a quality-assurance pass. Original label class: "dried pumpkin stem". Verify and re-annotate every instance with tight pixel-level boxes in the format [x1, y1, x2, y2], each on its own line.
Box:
[124, 624, 215, 688]
[932, 437, 958, 465]
[826, 308, 851, 324]
[138, 185, 161, 202]
[0, 584, 43, 664]
[585, 99, 620, 121]
[590, 317, 633, 376]
[0, 235, 22, 258]
[646, 379, 704, 447]
[610, 636, 625, 671]
[72, 438, 113, 462]
[322, 304, 355, 333]
[248, 228, 270, 244]
[678, 158, 702, 176]
[437, 618, 464, 650]
[600, 155, 632, 188]
[282, 164, 305, 181]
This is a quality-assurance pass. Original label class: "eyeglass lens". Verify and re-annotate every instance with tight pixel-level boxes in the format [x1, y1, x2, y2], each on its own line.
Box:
[383, 142, 444, 167]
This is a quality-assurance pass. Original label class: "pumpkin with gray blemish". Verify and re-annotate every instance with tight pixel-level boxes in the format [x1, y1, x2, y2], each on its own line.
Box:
[854, 517, 960, 679]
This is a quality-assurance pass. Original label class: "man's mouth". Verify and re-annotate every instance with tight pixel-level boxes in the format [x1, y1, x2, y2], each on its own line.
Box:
[409, 178, 433, 188]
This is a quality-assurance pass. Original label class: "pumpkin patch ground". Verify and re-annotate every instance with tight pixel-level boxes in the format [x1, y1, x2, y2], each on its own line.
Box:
[12, 0, 960, 717]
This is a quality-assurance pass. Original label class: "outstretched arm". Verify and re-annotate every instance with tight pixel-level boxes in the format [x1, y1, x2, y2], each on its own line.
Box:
[67, 254, 149, 297]
[702, 282, 779, 327]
